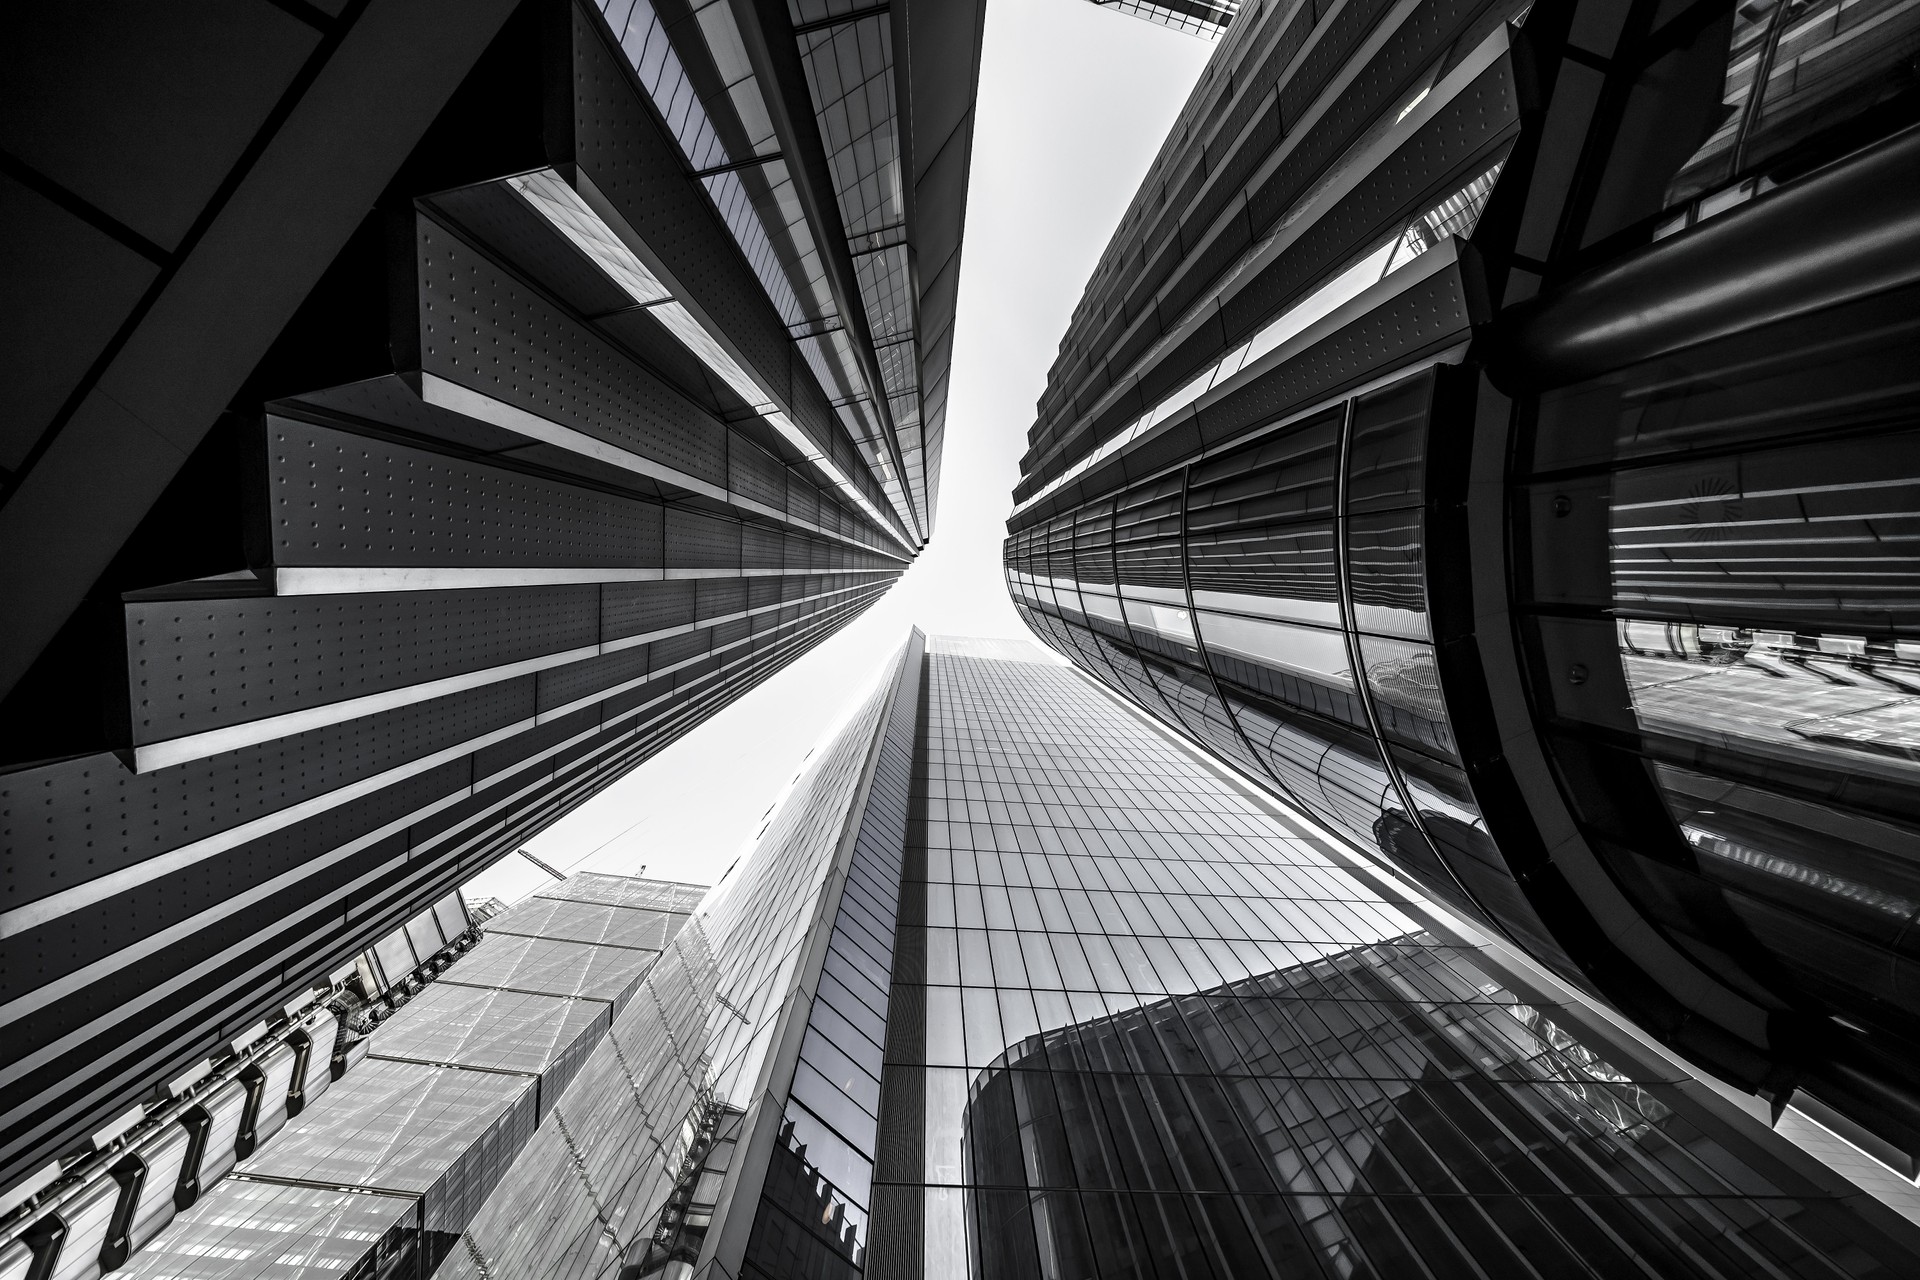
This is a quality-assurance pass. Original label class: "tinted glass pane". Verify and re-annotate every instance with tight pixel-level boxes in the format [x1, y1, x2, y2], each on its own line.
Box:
[1345, 372, 1431, 513]
[1347, 509, 1428, 639]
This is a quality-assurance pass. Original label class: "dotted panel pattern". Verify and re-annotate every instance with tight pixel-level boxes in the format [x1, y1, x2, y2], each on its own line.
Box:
[471, 705, 598, 784]
[125, 587, 599, 744]
[648, 630, 712, 672]
[696, 578, 750, 620]
[266, 416, 668, 569]
[416, 218, 727, 490]
[728, 433, 791, 512]
[602, 580, 697, 642]
[3, 677, 534, 908]
[5, 562, 903, 1185]
[708, 617, 752, 651]
[743, 524, 785, 571]
[3, 760, 469, 1011]
[536, 647, 651, 714]
[664, 507, 743, 570]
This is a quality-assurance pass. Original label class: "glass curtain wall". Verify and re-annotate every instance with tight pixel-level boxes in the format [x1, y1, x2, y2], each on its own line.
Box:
[440, 639, 918, 1279]
[1512, 271, 1920, 1136]
[871, 643, 1920, 1280]
[1006, 366, 1575, 974]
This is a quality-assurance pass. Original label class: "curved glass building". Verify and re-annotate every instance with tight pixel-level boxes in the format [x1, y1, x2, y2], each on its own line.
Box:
[1006, 0, 1920, 1169]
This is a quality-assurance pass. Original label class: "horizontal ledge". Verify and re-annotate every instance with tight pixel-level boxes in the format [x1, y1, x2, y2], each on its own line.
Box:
[273, 564, 883, 594]
[418, 373, 909, 562]
[129, 582, 883, 772]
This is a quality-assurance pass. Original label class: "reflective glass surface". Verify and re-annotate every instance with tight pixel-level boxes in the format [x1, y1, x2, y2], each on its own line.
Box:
[1518, 281, 1920, 1071]
[1005, 367, 1548, 951]
[446, 641, 920, 1279]
[869, 645, 1916, 1279]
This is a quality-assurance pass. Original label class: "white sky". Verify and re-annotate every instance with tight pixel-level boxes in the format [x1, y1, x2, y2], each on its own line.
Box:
[465, 0, 1212, 908]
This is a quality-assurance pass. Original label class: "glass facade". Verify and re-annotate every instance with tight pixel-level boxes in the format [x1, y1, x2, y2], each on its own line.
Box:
[866, 642, 1920, 1278]
[1008, 0, 1920, 1167]
[440, 636, 923, 1279]
[1005, 368, 1573, 973]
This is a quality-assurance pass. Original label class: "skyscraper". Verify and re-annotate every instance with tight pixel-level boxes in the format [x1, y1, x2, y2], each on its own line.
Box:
[428, 634, 1920, 1278]
[0, 0, 984, 1189]
[1006, 0, 1920, 1168]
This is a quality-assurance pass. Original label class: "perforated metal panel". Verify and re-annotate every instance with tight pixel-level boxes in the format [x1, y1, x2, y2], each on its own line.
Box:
[123, 588, 596, 745]
[663, 507, 742, 569]
[266, 416, 668, 570]
[5, 678, 531, 909]
[416, 215, 729, 488]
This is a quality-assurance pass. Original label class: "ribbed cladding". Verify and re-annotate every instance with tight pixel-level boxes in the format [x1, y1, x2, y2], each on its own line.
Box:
[122, 587, 599, 746]
[1011, 247, 1477, 532]
[0, 590, 889, 1188]
[421, 1078, 540, 1236]
[1145, 42, 1519, 408]
[565, 3, 895, 522]
[1027, 0, 1517, 491]
[1033, 0, 1405, 461]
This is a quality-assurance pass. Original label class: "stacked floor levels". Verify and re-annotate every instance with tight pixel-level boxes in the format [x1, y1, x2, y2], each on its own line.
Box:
[0, 0, 984, 1187]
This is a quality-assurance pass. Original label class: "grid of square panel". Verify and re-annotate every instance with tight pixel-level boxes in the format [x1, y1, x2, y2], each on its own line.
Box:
[739, 632, 922, 1278]
[870, 647, 1914, 1280]
[1004, 366, 1578, 976]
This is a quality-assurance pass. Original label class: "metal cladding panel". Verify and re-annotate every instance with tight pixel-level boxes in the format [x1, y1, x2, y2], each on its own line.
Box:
[47, 1175, 117, 1280]
[728, 436, 791, 512]
[468, 703, 596, 784]
[603, 579, 697, 640]
[487, 899, 686, 952]
[4, 759, 469, 1016]
[114, 1179, 415, 1280]
[1028, 0, 1501, 487]
[239, 1056, 530, 1199]
[535, 646, 650, 714]
[264, 416, 668, 570]
[247, 1041, 300, 1150]
[742, 523, 785, 571]
[539, 873, 706, 914]
[1197, 257, 1474, 450]
[443, 934, 659, 1004]
[697, 577, 749, 620]
[193, 1079, 249, 1189]
[3, 677, 530, 911]
[427, 180, 638, 320]
[413, 216, 729, 490]
[122, 587, 597, 746]
[127, 1124, 192, 1251]
[370, 985, 605, 1080]
[665, 507, 744, 569]
[648, 628, 711, 673]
